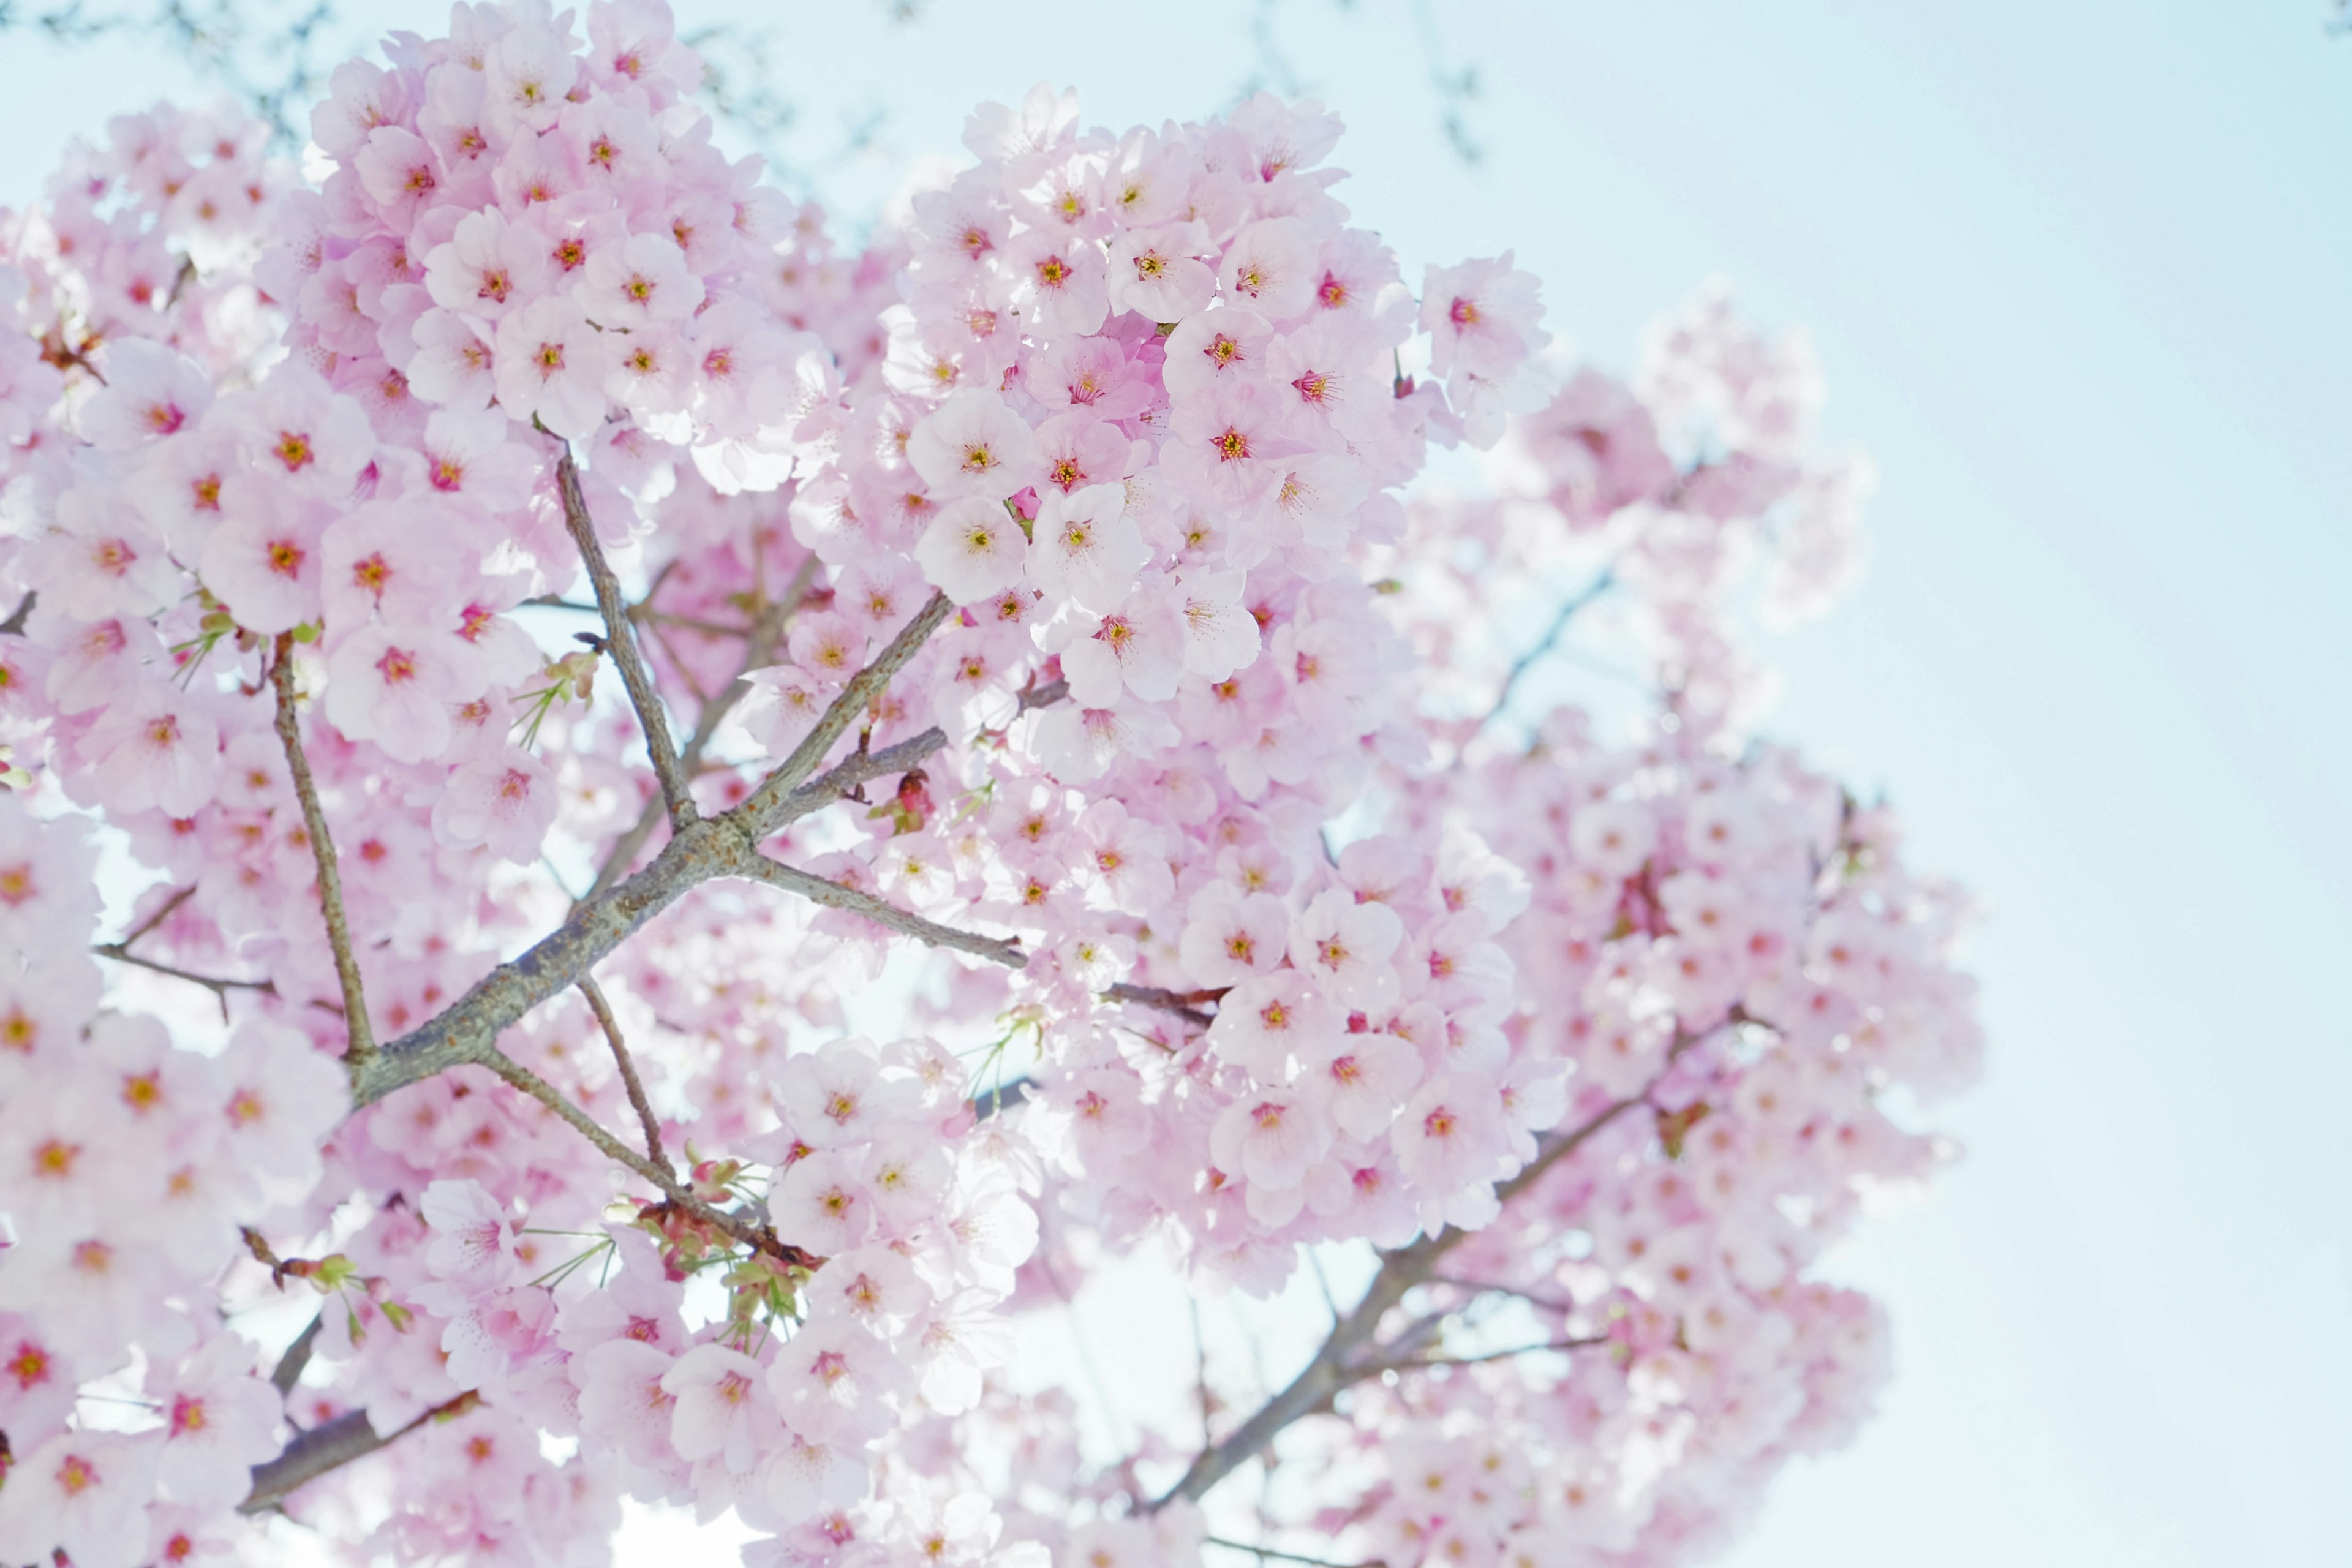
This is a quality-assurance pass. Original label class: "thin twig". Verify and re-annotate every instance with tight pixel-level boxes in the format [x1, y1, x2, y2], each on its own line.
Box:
[1370, 1335, 1611, 1373]
[726, 589, 953, 842]
[1428, 1276, 1577, 1314]
[351, 725, 954, 1107]
[271, 635, 374, 1069]
[1203, 1537, 1386, 1568]
[580, 976, 665, 1172]
[108, 883, 195, 951]
[734, 854, 1027, 968]
[0, 590, 33, 636]
[1478, 566, 1616, 732]
[644, 616, 716, 707]
[471, 1042, 819, 1269]
[557, 447, 695, 825]
[94, 945, 274, 1000]
[1191, 1296, 1214, 1450]
[1017, 676, 1069, 715]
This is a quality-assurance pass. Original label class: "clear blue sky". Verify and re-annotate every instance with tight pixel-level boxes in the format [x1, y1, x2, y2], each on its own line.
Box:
[4, 3, 2345, 1563]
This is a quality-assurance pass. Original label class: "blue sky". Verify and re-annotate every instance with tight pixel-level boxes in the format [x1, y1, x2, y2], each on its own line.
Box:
[4, 2, 2346, 1563]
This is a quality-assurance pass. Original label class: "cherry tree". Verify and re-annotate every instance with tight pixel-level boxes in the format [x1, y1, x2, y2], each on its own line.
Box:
[0, 6, 1982, 1566]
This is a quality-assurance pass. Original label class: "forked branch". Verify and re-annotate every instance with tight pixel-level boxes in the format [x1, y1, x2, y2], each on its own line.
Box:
[349, 596, 962, 1110]
[1150, 1091, 1654, 1509]
[582, 550, 823, 902]
[557, 448, 695, 825]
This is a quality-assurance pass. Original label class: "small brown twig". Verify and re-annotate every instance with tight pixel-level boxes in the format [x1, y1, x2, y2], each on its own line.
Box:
[271, 635, 374, 1069]
[469, 1042, 815, 1270]
[733, 853, 1029, 970]
[1368, 1335, 1612, 1374]
[725, 589, 953, 841]
[579, 976, 666, 1172]
[108, 883, 195, 950]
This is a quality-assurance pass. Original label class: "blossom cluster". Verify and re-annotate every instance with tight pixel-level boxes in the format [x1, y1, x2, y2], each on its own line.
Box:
[0, 3, 1981, 1566]
[0, 796, 345, 1568]
[325, 1033, 1041, 1563]
[1291, 720, 1983, 1567]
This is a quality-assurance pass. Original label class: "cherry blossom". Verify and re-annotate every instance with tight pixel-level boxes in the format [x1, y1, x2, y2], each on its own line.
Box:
[0, 21, 1978, 1568]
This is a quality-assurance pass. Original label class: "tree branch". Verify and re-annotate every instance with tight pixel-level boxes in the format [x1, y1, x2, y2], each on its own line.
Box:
[1150, 1090, 1653, 1509]
[1204, 1538, 1386, 1568]
[582, 549, 821, 902]
[580, 975, 666, 1172]
[93, 944, 274, 1002]
[726, 589, 952, 842]
[1103, 982, 1225, 1028]
[272, 635, 374, 1069]
[557, 447, 695, 826]
[271, 1314, 323, 1398]
[350, 600, 957, 1110]
[110, 883, 194, 949]
[1368, 1335, 1611, 1374]
[239, 1391, 480, 1515]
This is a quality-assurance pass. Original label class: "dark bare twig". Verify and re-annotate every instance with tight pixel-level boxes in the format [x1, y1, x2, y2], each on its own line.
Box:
[94, 945, 274, 1005]
[0, 590, 32, 636]
[239, 1391, 480, 1514]
[350, 608, 957, 1110]
[109, 883, 195, 951]
[1428, 1276, 1577, 1315]
[469, 1042, 815, 1269]
[727, 590, 954, 839]
[1369, 1335, 1611, 1374]
[1478, 567, 1616, 733]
